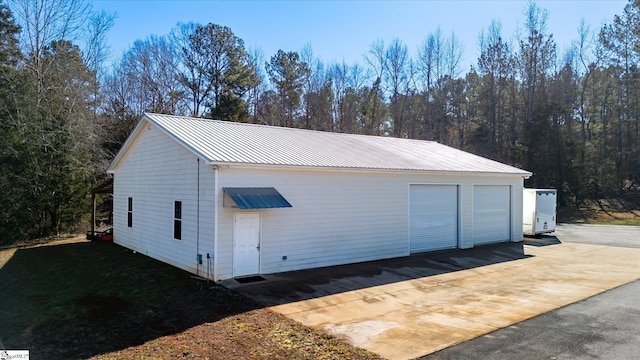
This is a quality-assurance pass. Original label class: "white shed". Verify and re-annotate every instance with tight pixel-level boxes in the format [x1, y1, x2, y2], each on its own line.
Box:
[107, 113, 532, 281]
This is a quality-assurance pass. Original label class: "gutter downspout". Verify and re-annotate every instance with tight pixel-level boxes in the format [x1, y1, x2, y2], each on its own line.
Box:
[196, 158, 201, 277]
[213, 165, 219, 281]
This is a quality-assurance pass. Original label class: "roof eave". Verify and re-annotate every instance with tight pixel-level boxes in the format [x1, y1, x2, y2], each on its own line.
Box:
[208, 161, 532, 177]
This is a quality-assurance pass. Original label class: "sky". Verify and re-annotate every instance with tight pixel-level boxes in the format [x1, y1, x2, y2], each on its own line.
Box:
[93, 0, 628, 72]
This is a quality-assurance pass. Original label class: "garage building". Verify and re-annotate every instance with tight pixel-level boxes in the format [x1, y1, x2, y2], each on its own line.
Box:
[107, 113, 532, 281]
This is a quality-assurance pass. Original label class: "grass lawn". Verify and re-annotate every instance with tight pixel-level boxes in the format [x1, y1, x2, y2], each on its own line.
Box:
[0, 237, 381, 360]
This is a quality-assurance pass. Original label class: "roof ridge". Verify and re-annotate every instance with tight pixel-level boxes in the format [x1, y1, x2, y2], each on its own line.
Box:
[144, 112, 436, 144]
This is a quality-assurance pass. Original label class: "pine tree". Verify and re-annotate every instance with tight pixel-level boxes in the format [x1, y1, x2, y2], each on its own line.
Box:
[0, 1, 24, 243]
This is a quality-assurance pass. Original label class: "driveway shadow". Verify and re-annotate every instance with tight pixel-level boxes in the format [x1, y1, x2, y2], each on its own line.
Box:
[224, 242, 532, 306]
[523, 235, 562, 247]
[0, 241, 260, 359]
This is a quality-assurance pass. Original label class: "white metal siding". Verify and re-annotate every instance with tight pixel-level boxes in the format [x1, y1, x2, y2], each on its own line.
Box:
[473, 185, 511, 245]
[215, 168, 409, 279]
[214, 167, 525, 280]
[112, 125, 216, 276]
[111, 126, 526, 281]
[409, 185, 458, 253]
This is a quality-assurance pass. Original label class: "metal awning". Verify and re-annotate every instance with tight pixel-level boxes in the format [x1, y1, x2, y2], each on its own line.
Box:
[223, 187, 292, 209]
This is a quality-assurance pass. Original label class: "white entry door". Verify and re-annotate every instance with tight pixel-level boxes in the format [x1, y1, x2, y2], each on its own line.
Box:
[233, 212, 261, 277]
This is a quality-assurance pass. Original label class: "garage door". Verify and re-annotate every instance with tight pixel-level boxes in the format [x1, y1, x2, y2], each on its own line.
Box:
[410, 185, 458, 253]
[473, 185, 511, 245]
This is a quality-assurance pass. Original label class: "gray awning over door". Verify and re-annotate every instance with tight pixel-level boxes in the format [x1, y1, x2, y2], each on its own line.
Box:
[223, 187, 292, 209]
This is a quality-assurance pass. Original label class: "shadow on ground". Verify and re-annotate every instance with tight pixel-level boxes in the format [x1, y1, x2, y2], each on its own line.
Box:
[523, 235, 562, 247]
[0, 239, 548, 359]
[0, 241, 260, 359]
[224, 241, 536, 306]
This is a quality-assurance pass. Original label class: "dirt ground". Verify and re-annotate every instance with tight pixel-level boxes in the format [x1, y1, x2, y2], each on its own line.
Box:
[0, 237, 380, 360]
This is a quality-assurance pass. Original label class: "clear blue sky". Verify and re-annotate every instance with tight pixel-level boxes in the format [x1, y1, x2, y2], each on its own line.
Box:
[94, 0, 627, 71]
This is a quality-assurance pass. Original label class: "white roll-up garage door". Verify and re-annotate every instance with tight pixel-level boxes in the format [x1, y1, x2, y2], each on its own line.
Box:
[410, 185, 458, 253]
[473, 185, 511, 245]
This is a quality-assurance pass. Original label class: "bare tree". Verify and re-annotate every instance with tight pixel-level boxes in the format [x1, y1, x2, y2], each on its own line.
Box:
[385, 38, 411, 137]
[363, 39, 388, 134]
[572, 19, 598, 166]
[84, 11, 115, 116]
[475, 20, 515, 158]
[417, 28, 444, 92]
[364, 38, 387, 85]
[385, 39, 409, 97]
[83, 11, 115, 74]
[246, 46, 266, 123]
[329, 61, 348, 131]
[445, 32, 464, 78]
[348, 62, 368, 90]
[9, 0, 113, 110]
[10, 0, 91, 56]
[122, 35, 185, 115]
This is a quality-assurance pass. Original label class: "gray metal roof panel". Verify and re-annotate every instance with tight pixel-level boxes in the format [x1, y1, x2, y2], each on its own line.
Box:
[144, 113, 531, 175]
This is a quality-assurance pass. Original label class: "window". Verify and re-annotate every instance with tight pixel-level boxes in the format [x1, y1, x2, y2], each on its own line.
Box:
[127, 197, 133, 227]
[174, 201, 182, 240]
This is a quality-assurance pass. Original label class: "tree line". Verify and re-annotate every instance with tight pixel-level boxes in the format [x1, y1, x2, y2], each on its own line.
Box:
[1, 0, 639, 244]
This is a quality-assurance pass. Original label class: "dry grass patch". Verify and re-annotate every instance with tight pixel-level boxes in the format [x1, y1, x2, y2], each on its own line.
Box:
[559, 198, 640, 225]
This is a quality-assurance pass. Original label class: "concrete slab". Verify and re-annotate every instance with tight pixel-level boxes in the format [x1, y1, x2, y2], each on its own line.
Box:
[227, 241, 640, 360]
[420, 280, 640, 360]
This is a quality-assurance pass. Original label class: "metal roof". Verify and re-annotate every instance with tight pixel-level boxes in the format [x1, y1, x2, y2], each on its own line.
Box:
[111, 113, 531, 176]
[223, 187, 292, 209]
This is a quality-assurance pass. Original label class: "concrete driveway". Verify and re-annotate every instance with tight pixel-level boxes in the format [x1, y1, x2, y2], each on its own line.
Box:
[420, 279, 640, 360]
[421, 223, 640, 360]
[555, 223, 640, 248]
[226, 225, 640, 360]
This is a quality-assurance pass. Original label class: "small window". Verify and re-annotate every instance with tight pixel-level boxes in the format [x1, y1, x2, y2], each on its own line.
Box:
[127, 197, 133, 227]
[174, 201, 182, 240]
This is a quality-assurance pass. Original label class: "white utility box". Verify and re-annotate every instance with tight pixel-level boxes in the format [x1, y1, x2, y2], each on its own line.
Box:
[523, 189, 557, 236]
